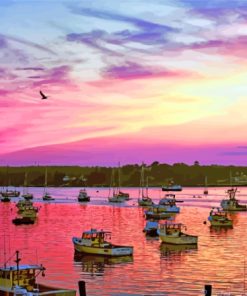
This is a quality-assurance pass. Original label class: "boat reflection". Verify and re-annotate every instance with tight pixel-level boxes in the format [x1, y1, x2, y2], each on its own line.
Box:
[209, 225, 233, 235]
[73, 253, 133, 276]
[160, 243, 198, 257]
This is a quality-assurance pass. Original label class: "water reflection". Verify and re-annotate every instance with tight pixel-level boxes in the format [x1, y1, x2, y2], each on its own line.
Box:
[73, 253, 133, 276]
[160, 243, 198, 257]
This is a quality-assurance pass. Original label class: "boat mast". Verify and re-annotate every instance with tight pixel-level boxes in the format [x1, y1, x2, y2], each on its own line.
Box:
[145, 176, 149, 197]
[44, 167, 47, 194]
[14, 250, 21, 286]
[118, 162, 121, 194]
[141, 164, 145, 198]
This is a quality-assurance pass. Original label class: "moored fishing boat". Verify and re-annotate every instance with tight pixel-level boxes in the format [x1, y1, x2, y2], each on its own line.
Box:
[78, 189, 90, 202]
[158, 222, 198, 245]
[162, 180, 182, 192]
[72, 229, 133, 256]
[158, 194, 180, 213]
[0, 250, 76, 296]
[208, 208, 233, 227]
[221, 187, 247, 211]
[145, 206, 172, 220]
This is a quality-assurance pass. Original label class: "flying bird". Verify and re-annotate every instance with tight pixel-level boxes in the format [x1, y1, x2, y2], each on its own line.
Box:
[40, 90, 48, 100]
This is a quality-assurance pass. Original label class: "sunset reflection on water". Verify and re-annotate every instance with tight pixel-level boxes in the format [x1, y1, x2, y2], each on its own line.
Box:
[0, 187, 247, 295]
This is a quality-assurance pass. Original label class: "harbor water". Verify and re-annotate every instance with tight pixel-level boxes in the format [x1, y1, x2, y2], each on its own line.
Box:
[0, 187, 247, 295]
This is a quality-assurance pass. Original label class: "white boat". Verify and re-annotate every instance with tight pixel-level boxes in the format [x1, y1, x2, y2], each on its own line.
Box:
[42, 168, 54, 201]
[221, 187, 247, 211]
[108, 168, 126, 203]
[158, 222, 198, 245]
[158, 194, 180, 213]
[72, 229, 133, 256]
[138, 166, 154, 206]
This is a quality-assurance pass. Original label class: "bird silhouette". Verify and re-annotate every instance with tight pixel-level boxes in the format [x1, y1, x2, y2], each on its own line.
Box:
[40, 90, 48, 100]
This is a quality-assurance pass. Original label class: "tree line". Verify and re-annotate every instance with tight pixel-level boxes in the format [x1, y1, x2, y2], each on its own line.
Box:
[0, 162, 246, 187]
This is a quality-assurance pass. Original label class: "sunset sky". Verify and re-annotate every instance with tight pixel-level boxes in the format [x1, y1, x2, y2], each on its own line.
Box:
[1, 0, 247, 166]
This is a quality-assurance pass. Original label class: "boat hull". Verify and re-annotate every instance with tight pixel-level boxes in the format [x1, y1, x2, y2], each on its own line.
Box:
[108, 196, 125, 203]
[12, 217, 35, 225]
[72, 237, 133, 256]
[158, 231, 198, 245]
[78, 197, 90, 202]
[138, 198, 153, 206]
[145, 212, 171, 220]
[162, 186, 182, 192]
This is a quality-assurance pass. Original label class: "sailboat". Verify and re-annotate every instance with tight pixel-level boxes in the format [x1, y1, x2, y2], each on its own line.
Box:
[1, 166, 20, 199]
[42, 168, 55, 201]
[22, 171, 33, 200]
[138, 165, 153, 206]
[203, 176, 208, 195]
[108, 168, 125, 203]
[115, 163, 129, 200]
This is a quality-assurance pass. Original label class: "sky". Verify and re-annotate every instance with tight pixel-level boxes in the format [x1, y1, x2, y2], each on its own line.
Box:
[1, 0, 247, 166]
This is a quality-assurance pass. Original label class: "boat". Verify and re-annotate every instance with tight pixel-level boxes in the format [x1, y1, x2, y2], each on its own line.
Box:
[138, 166, 154, 206]
[13, 202, 38, 224]
[207, 208, 233, 227]
[22, 172, 33, 200]
[72, 229, 133, 256]
[78, 189, 90, 202]
[42, 168, 55, 201]
[220, 187, 247, 211]
[158, 194, 180, 213]
[0, 195, 11, 202]
[16, 200, 39, 214]
[145, 206, 172, 220]
[115, 162, 129, 200]
[203, 176, 208, 195]
[108, 169, 126, 203]
[158, 222, 198, 245]
[108, 163, 130, 202]
[162, 181, 182, 192]
[0, 250, 76, 296]
[143, 220, 159, 236]
[1, 189, 20, 198]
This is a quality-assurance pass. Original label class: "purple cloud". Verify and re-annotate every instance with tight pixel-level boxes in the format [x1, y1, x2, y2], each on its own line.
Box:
[30, 65, 75, 88]
[69, 7, 176, 33]
[16, 67, 45, 71]
[102, 62, 185, 80]
[66, 7, 178, 56]
[0, 34, 56, 55]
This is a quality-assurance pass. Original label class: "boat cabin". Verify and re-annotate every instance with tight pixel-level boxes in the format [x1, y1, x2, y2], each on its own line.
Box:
[81, 229, 111, 245]
[0, 264, 45, 292]
[159, 223, 185, 235]
[209, 208, 227, 217]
